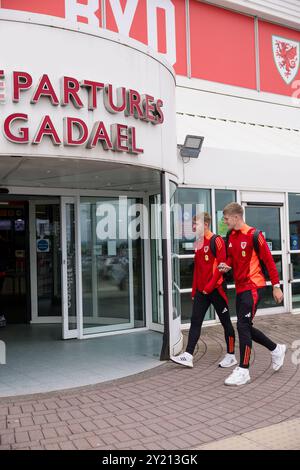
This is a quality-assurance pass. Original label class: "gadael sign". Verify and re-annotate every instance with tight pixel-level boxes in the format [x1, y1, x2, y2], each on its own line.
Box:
[1, 70, 165, 155]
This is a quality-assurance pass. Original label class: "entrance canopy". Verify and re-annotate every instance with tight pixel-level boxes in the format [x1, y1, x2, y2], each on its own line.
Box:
[0, 156, 161, 192]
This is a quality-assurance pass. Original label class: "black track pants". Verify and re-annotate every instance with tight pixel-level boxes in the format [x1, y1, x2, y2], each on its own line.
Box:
[186, 288, 235, 355]
[236, 288, 277, 369]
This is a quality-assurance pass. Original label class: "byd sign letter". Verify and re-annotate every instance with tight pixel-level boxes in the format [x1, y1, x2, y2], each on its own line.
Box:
[65, 0, 176, 66]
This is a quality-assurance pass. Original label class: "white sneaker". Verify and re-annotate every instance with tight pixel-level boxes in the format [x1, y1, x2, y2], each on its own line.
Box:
[170, 352, 193, 368]
[224, 367, 251, 386]
[219, 353, 238, 368]
[271, 344, 286, 371]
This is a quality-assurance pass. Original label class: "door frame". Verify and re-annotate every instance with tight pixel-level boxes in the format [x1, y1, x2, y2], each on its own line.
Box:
[29, 198, 61, 324]
[164, 173, 183, 356]
[285, 192, 300, 314]
[147, 192, 164, 333]
[61, 196, 80, 339]
[79, 196, 138, 336]
[11, 186, 151, 339]
[241, 191, 287, 316]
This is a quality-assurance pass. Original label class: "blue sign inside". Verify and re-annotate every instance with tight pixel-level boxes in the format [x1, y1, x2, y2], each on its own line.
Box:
[37, 238, 49, 252]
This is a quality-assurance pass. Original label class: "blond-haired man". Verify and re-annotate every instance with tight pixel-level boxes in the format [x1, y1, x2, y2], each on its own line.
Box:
[219, 203, 286, 386]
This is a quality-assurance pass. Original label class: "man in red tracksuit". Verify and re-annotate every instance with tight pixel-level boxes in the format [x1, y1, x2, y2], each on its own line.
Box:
[219, 203, 286, 386]
[170, 212, 237, 369]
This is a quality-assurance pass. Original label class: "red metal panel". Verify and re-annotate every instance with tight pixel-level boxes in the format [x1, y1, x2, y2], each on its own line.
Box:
[190, 0, 256, 89]
[259, 20, 300, 96]
[1, 0, 65, 17]
[173, 0, 187, 76]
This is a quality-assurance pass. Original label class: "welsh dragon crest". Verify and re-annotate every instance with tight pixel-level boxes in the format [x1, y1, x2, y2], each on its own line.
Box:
[272, 35, 299, 85]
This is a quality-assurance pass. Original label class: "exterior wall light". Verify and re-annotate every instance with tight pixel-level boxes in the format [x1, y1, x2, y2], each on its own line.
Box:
[178, 135, 204, 159]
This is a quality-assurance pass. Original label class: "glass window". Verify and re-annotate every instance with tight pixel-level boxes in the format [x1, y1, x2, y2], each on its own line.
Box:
[215, 190, 236, 236]
[292, 283, 300, 310]
[213, 190, 236, 291]
[176, 188, 211, 255]
[180, 292, 214, 323]
[173, 281, 181, 321]
[291, 254, 300, 280]
[289, 194, 300, 251]
[258, 286, 278, 310]
[169, 187, 211, 325]
[226, 286, 280, 315]
[264, 255, 282, 281]
[245, 207, 281, 251]
[179, 258, 194, 289]
[226, 288, 237, 317]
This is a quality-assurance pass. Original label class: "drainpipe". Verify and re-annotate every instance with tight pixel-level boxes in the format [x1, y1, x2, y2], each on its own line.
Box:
[160, 171, 170, 360]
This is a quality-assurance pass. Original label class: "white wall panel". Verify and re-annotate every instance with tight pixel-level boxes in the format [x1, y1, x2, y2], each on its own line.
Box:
[203, 0, 300, 29]
[176, 112, 300, 191]
[176, 77, 300, 130]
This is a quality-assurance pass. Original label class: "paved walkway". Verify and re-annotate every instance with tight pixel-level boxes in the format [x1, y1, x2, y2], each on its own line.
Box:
[0, 314, 299, 450]
[196, 418, 300, 450]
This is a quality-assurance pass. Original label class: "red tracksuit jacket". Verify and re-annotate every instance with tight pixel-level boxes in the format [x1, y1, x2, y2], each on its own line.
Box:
[226, 224, 280, 294]
[192, 231, 226, 298]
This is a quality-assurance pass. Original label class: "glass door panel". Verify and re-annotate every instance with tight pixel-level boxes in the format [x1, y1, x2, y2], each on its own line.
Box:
[80, 197, 142, 335]
[244, 204, 286, 314]
[36, 204, 61, 317]
[30, 200, 61, 323]
[61, 198, 78, 339]
[0, 200, 28, 323]
[150, 194, 164, 326]
[288, 193, 300, 311]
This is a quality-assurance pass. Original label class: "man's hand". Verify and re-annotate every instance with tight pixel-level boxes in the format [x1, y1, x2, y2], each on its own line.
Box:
[202, 290, 208, 295]
[273, 286, 283, 304]
[218, 263, 232, 273]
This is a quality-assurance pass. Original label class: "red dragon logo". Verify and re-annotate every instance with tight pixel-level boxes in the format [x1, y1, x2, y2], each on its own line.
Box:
[272, 35, 299, 85]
